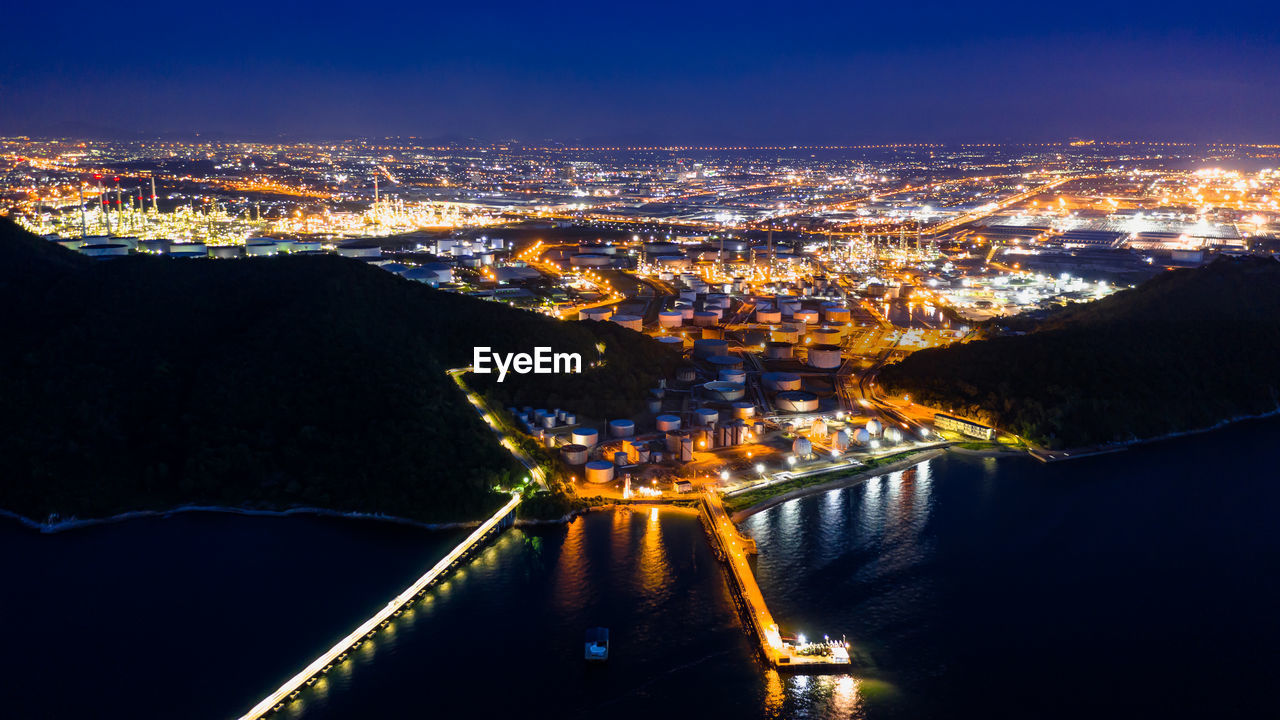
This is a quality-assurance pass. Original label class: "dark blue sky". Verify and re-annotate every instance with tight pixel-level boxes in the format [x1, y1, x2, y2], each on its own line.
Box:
[2, 1, 1277, 143]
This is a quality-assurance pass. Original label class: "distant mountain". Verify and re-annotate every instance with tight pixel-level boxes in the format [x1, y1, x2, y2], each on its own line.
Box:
[0, 219, 672, 524]
[878, 257, 1280, 448]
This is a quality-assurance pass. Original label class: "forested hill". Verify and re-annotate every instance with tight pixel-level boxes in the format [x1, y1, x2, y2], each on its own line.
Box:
[877, 257, 1280, 449]
[0, 219, 669, 524]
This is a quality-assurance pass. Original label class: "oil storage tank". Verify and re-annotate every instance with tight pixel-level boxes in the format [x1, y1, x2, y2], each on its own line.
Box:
[571, 428, 600, 447]
[609, 419, 636, 438]
[807, 344, 843, 370]
[658, 310, 684, 328]
[776, 391, 819, 413]
[560, 444, 589, 465]
[585, 460, 615, 484]
[692, 338, 729, 359]
[762, 372, 801, 391]
[611, 314, 643, 331]
[703, 381, 746, 402]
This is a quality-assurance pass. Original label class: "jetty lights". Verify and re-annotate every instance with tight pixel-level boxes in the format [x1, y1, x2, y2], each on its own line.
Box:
[787, 456, 797, 466]
[754, 463, 765, 474]
[720, 470, 730, 481]
[797, 634, 806, 645]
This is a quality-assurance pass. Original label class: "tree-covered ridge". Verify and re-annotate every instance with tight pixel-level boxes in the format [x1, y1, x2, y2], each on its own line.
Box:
[0, 219, 662, 523]
[877, 257, 1280, 448]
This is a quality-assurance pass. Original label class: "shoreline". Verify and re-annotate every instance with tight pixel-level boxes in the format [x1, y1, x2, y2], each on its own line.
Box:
[730, 448, 946, 523]
[0, 503, 492, 535]
[1029, 406, 1280, 463]
[1, 497, 703, 536]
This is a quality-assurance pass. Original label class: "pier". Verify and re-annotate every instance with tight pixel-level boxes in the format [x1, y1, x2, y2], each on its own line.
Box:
[237, 493, 521, 719]
[699, 489, 851, 672]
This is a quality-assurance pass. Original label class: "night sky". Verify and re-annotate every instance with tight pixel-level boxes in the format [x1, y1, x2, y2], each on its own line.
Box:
[2, 0, 1277, 143]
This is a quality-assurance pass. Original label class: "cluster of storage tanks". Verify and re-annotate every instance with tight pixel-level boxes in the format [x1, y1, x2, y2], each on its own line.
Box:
[549, 396, 766, 484]
[785, 415, 914, 459]
[57, 235, 331, 259]
[512, 406, 580, 435]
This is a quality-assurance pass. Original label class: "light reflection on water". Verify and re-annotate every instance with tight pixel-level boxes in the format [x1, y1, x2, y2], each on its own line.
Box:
[9, 419, 1279, 720]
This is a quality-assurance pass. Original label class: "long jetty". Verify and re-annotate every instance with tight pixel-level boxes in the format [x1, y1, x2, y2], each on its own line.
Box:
[700, 489, 851, 672]
[238, 493, 521, 719]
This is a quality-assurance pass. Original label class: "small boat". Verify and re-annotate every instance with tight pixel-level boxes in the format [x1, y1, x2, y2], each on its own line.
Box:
[584, 627, 610, 662]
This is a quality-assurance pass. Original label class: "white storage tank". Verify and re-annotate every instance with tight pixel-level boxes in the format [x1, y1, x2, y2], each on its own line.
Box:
[585, 460, 615, 484]
[807, 344, 843, 370]
[658, 311, 684, 328]
[793, 309, 819, 324]
[692, 338, 729, 359]
[245, 239, 278, 256]
[762, 372, 802, 391]
[775, 391, 820, 413]
[657, 336, 684, 351]
[560, 444, 589, 465]
[833, 430, 850, 452]
[770, 327, 799, 344]
[609, 419, 635, 438]
[655, 415, 681, 432]
[169, 242, 207, 258]
[755, 307, 782, 324]
[731, 402, 756, 419]
[809, 327, 842, 345]
[571, 428, 599, 447]
[692, 310, 720, 327]
[694, 407, 720, 426]
[614, 451, 630, 467]
[764, 341, 794, 360]
[580, 307, 613, 321]
[823, 306, 852, 323]
[884, 427, 904, 444]
[853, 428, 871, 445]
[677, 305, 696, 320]
[792, 437, 812, 456]
[866, 419, 883, 436]
[718, 368, 746, 384]
[611, 314, 643, 331]
[337, 241, 381, 258]
[702, 381, 746, 401]
[80, 242, 130, 257]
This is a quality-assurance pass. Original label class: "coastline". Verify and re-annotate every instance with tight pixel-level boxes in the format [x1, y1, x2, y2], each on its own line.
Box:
[730, 448, 946, 523]
[1029, 405, 1280, 463]
[0, 503, 491, 535]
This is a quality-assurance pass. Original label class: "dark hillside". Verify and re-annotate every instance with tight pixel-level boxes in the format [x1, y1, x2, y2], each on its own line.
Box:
[0, 219, 668, 523]
[878, 257, 1280, 448]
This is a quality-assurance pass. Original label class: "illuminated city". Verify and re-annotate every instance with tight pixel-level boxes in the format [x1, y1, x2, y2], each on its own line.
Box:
[2, 2, 1278, 720]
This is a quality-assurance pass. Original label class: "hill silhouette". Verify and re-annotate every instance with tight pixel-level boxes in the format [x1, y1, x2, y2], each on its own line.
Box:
[878, 257, 1280, 448]
[0, 219, 672, 523]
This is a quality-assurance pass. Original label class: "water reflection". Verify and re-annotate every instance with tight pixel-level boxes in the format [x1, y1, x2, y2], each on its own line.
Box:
[638, 507, 673, 601]
[552, 516, 592, 615]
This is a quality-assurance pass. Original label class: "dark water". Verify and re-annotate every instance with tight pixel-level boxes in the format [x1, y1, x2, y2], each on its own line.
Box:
[3, 419, 1278, 719]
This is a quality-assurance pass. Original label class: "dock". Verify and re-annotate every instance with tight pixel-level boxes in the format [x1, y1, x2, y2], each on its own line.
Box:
[699, 489, 851, 672]
[237, 493, 521, 719]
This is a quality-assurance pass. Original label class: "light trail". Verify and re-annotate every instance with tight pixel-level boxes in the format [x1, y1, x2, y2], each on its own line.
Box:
[237, 493, 520, 719]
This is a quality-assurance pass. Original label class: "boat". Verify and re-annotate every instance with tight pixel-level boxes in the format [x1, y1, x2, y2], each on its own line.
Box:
[584, 627, 609, 662]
